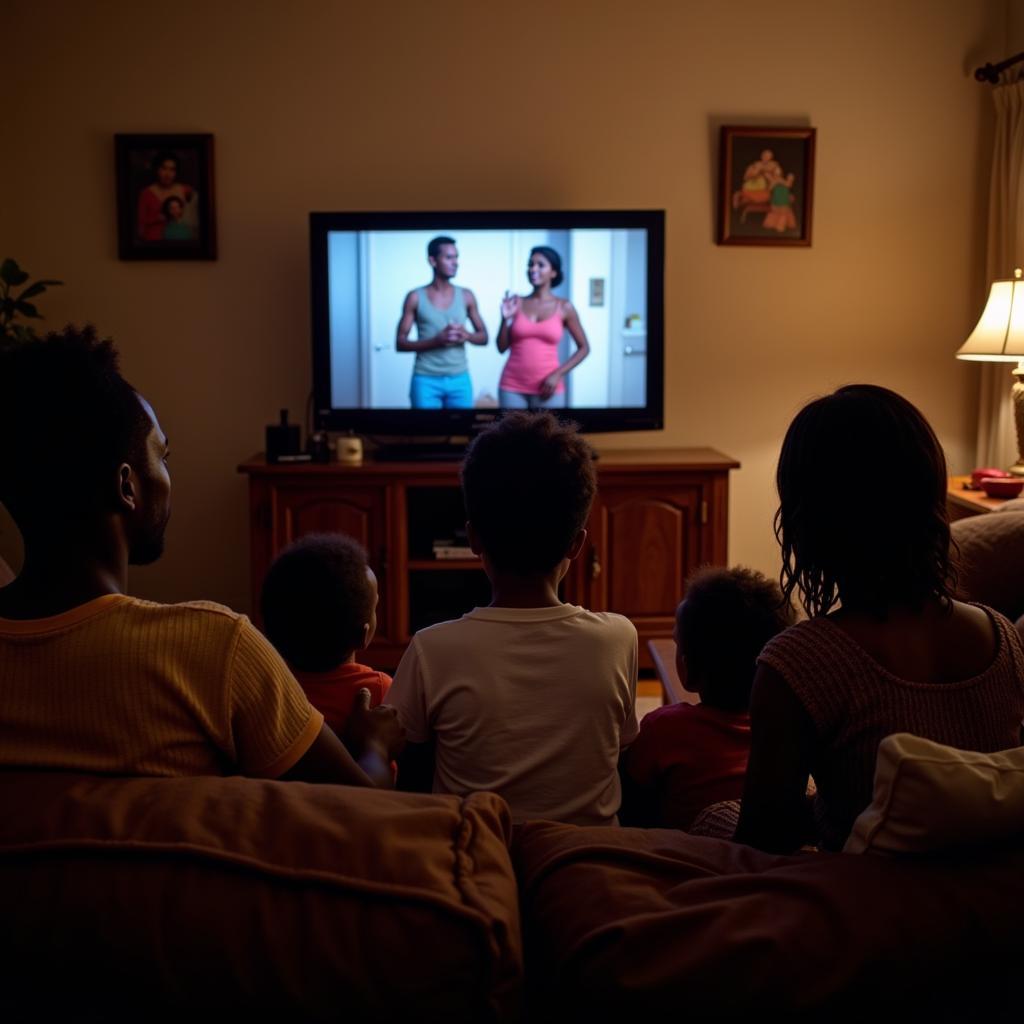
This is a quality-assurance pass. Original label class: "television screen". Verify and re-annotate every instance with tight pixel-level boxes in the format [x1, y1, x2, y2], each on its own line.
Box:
[311, 210, 664, 435]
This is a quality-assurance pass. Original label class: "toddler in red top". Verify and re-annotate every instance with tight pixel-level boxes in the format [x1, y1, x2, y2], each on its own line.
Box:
[621, 566, 794, 829]
[260, 533, 391, 736]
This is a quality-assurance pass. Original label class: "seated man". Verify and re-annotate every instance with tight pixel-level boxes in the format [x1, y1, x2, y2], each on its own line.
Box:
[0, 326, 401, 784]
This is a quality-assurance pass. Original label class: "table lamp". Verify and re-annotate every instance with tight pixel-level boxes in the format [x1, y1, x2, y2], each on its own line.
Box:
[956, 268, 1024, 476]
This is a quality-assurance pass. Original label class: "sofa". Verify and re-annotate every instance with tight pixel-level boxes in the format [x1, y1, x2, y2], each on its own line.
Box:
[1, 751, 1022, 1023]
[951, 506, 1024, 628]
[0, 772, 521, 1022]
[517, 729, 1024, 1021]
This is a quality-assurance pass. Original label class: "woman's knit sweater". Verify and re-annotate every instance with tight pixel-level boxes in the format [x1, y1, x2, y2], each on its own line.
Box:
[758, 605, 1024, 849]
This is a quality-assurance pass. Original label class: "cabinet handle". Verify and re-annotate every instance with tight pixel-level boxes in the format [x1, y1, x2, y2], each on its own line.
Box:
[590, 549, 602, 580]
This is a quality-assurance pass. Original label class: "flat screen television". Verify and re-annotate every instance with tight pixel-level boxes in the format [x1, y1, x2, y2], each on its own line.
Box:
[310, 210, 664, 439]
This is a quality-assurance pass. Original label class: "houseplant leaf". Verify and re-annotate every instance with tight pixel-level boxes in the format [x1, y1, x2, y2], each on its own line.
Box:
[0, 260, 29, 286]
[17, 280, 62, 301]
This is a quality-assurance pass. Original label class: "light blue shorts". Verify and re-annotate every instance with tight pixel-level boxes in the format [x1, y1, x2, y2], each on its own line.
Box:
[410, 372, 473, 409]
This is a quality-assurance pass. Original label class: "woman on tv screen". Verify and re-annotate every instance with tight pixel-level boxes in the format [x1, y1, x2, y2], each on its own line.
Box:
[496, 246, 590, 410]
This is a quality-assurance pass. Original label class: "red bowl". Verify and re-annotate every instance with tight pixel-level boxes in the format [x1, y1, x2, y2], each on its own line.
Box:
[971, 466, 1012, 488]
[980, 476, 1024, 498]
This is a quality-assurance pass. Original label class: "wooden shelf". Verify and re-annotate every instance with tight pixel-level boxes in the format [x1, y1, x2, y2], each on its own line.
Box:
[240, 448, 739, 670]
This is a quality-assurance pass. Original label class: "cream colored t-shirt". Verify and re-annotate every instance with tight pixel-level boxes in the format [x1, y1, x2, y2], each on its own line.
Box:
[389, 604, 639, 825]
[0, 594, 322, 778]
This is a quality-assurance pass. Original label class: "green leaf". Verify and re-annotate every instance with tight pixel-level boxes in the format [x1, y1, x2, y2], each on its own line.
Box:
[16, 284, 43, 301]
[14, 301, 40, 318]
[12, 323, 37, 342]
[17, 279, 62, 301]
[0, 259, 24, 285]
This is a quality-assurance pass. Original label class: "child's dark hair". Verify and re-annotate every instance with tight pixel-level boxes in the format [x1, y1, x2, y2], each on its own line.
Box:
[461, 411, 596, 574]
[677, 566, 794, 712]
[260, 533, 374, 672]
[775, 384, 955, 618]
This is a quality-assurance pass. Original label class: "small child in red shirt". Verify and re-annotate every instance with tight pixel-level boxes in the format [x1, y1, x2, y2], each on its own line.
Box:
[621, 566, 794, 830]
[260, 533, 391, 736]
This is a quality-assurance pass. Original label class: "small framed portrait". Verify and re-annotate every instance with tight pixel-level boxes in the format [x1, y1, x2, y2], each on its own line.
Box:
[717, 126, 816, 247]
[115, 133, 216, 260]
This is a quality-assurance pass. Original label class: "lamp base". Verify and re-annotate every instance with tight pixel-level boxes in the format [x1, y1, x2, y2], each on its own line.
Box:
[1012, 365, 1024, 476]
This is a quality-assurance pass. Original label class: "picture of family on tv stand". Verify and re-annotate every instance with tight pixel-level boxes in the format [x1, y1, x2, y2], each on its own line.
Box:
[325, 225, 650, 413]
[397, 237, 589, 410]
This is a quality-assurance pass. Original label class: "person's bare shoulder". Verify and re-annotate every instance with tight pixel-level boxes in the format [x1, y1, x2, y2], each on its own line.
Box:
[906, 600, 998, 682]
[951, 599, 999, 647]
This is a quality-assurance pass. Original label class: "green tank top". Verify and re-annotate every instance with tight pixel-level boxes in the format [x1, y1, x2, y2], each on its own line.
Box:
[413, 286, 469, 377]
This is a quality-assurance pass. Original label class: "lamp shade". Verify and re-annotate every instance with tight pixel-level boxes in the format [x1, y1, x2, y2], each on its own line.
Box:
[957, 269, 1024, 361]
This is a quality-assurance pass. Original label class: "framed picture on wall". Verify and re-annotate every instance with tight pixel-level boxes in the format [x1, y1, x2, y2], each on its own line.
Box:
[717, 126, 815, 246]
[115, 133, 217, 260]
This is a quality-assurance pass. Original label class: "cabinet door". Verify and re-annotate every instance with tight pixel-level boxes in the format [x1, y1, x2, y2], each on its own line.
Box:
[270, 484, 393, 644]
[586, 485, 702, 638]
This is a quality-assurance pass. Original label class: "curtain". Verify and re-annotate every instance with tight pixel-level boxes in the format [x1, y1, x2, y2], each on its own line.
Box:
[976, 76, 1024, 468]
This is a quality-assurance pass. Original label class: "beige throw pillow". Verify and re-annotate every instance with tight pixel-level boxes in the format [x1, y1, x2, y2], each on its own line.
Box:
[845, 732, 1024, 855]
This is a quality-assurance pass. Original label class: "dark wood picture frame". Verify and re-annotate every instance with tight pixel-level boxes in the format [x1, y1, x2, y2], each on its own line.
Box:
[717, 126, 815, 247]
[115, 133, 217, 260]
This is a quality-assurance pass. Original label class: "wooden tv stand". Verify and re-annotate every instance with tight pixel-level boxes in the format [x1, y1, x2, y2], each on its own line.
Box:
[238, 448, 739, 671]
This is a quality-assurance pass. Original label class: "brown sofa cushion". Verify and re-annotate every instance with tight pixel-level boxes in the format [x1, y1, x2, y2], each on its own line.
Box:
[951, 511, 1024, 620]
[0, 772, 522, 1022]
[514, 820, 1024, 1019]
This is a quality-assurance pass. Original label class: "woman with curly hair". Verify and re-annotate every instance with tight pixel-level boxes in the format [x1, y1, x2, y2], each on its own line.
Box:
[734, 384, 1024, 853]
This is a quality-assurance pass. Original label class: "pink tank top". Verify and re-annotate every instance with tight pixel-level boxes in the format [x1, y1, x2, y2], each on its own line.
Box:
[499, 310, 565, 395]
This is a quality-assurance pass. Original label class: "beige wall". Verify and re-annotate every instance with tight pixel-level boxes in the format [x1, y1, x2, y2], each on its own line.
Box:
[1011, 0, 1024, 47]
[2, 0, 1006, 612]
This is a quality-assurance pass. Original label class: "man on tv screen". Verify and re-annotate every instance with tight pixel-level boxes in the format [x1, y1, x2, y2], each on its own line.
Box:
[395, 236, 488, 409]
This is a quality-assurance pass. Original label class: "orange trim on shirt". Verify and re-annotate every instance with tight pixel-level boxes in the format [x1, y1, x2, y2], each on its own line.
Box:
[258, 708, 324, 779]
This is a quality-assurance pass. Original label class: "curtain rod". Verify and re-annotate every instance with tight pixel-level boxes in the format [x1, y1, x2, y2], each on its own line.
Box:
[975, 52, 1024, 83]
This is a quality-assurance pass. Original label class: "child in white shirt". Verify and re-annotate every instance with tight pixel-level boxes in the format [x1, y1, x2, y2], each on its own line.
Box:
[388, 411, 638, 824]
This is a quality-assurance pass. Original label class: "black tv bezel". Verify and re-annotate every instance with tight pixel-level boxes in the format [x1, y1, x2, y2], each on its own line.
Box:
[310, 209, 665, 435]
